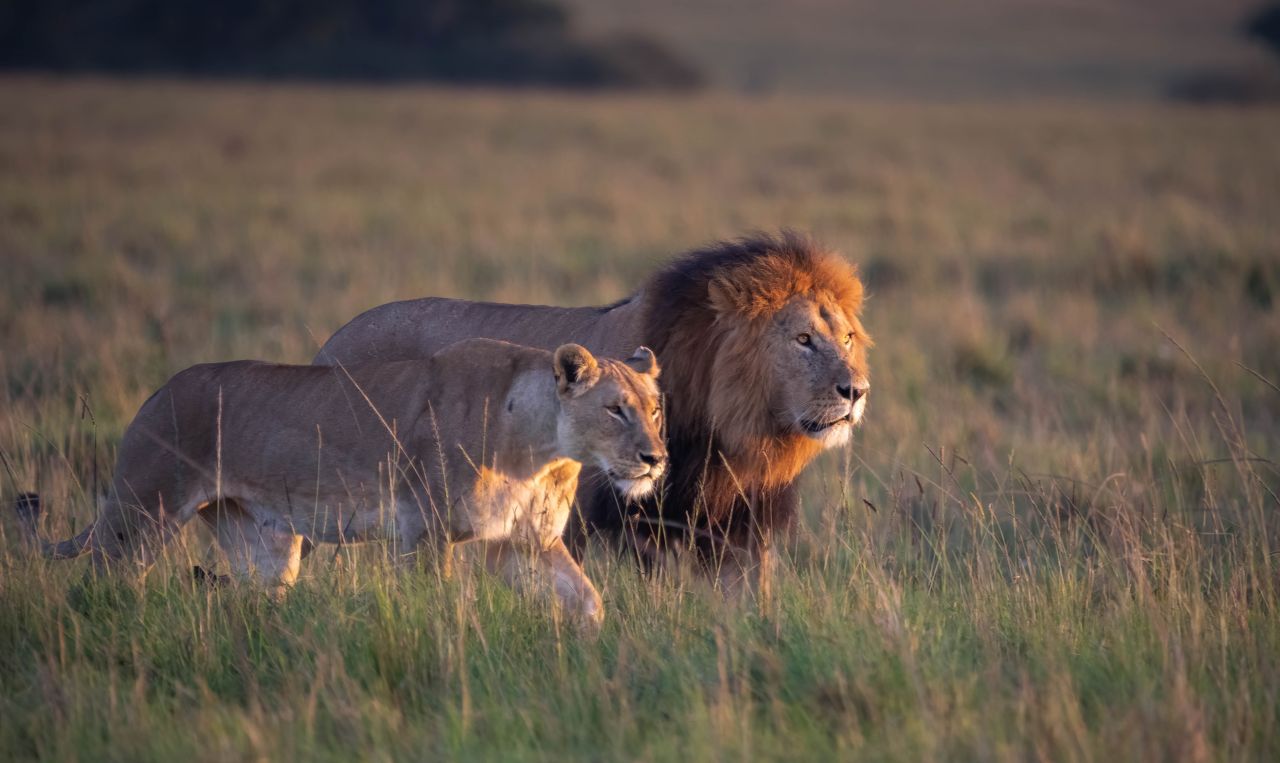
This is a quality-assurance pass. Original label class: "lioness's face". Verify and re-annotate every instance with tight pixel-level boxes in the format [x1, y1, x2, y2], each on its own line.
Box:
[766, 296, 870, 447]
[553, 345, 667, 501]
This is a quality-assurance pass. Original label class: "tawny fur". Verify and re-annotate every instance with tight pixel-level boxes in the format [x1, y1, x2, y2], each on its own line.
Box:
[315, 232, 871, 574]
[17, 339, 665, 627]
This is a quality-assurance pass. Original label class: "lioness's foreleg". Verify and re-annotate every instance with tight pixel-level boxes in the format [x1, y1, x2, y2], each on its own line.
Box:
[202, 500, 303, 598]
[483, 537, 604, 631]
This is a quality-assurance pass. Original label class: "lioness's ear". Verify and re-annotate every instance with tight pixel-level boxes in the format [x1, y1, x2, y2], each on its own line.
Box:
[553, 344, 600, 397]
[624, 346, 660, 378]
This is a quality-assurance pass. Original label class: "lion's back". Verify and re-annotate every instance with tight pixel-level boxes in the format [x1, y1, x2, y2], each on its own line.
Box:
[315, 296, 640, 367]
[314, 298, 457, 366]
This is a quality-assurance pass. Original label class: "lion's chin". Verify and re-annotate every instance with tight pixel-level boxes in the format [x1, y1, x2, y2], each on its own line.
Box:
[808, 419, 852, 448]
[797, 396, 866, 448]
[613, 477, 656, 502]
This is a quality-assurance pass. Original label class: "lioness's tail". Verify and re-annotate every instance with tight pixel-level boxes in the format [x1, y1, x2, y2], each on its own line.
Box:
[14, 492, 96, 559]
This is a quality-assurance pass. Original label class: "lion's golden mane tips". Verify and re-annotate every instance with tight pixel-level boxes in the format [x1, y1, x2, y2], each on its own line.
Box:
[686, 231, 865, 323]
[639, 230, 868, 462]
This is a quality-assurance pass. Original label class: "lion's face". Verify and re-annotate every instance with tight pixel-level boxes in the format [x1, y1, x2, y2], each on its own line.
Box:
[553, 345, 667, 501]
[764, 295, 870, 447]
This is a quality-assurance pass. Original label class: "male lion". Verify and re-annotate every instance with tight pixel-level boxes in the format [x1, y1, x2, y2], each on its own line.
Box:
[17, 339, 665, 627]
[315, 232, 870, 586]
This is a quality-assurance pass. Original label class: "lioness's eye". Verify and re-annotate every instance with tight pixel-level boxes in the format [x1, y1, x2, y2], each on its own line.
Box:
[607, 405, 624, 418]
[796, 333, 811, 346]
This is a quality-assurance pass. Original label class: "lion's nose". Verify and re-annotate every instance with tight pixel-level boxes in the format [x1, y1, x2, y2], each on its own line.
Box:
[639, 450, 664, 468]
[837, 382, 868, 402]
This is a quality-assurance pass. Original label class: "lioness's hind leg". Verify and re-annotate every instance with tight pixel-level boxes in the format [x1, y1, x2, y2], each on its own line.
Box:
[203, 500, 303, 598]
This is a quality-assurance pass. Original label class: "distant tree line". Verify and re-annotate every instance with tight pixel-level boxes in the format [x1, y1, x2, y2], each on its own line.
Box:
[0, 0, 702, 89]
[1246, 4, 1280, 60]
[1168, 3, 1280, 103]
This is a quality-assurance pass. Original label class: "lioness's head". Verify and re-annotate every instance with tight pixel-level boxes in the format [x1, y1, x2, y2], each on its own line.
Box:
[553, 344, 666, 500]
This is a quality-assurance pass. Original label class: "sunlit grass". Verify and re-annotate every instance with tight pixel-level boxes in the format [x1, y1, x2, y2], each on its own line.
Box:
[0, 77, 1277, 761]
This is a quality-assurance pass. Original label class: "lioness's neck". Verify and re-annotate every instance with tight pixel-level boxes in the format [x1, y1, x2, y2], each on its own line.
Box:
[495, 368, 566, 475]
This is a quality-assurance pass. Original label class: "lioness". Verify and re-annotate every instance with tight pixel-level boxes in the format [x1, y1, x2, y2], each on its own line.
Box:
[17, 339, 665, 627]
[314, 232, 870, 584]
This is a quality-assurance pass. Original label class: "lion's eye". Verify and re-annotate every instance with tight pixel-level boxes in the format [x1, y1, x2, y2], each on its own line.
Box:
[796, 333, 812, 346]
[843, 333, 854, 346]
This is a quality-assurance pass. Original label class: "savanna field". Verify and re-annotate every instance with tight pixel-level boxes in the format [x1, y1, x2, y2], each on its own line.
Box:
[1, 77, 1278, 761]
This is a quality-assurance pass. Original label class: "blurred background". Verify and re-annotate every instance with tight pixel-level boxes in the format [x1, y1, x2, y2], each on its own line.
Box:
[3, 0, 1280, 99]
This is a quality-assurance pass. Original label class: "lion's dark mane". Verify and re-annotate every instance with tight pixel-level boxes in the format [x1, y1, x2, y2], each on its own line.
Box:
[574, 231, 866, 563]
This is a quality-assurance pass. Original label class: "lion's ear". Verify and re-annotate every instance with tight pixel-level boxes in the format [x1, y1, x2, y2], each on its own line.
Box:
[553, 344, 600, 397]
[624, 346, 660, 378]
[707, 274, 771, 316]
[706, 276, 742, 315]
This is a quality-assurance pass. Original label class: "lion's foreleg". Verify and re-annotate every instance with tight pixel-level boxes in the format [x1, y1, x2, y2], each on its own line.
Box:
[707, 530, 773, 604]
[754, 528, 774, 609]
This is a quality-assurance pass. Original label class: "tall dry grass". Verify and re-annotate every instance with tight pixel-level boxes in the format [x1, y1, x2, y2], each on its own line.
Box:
[0, 77, 1277, 760]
